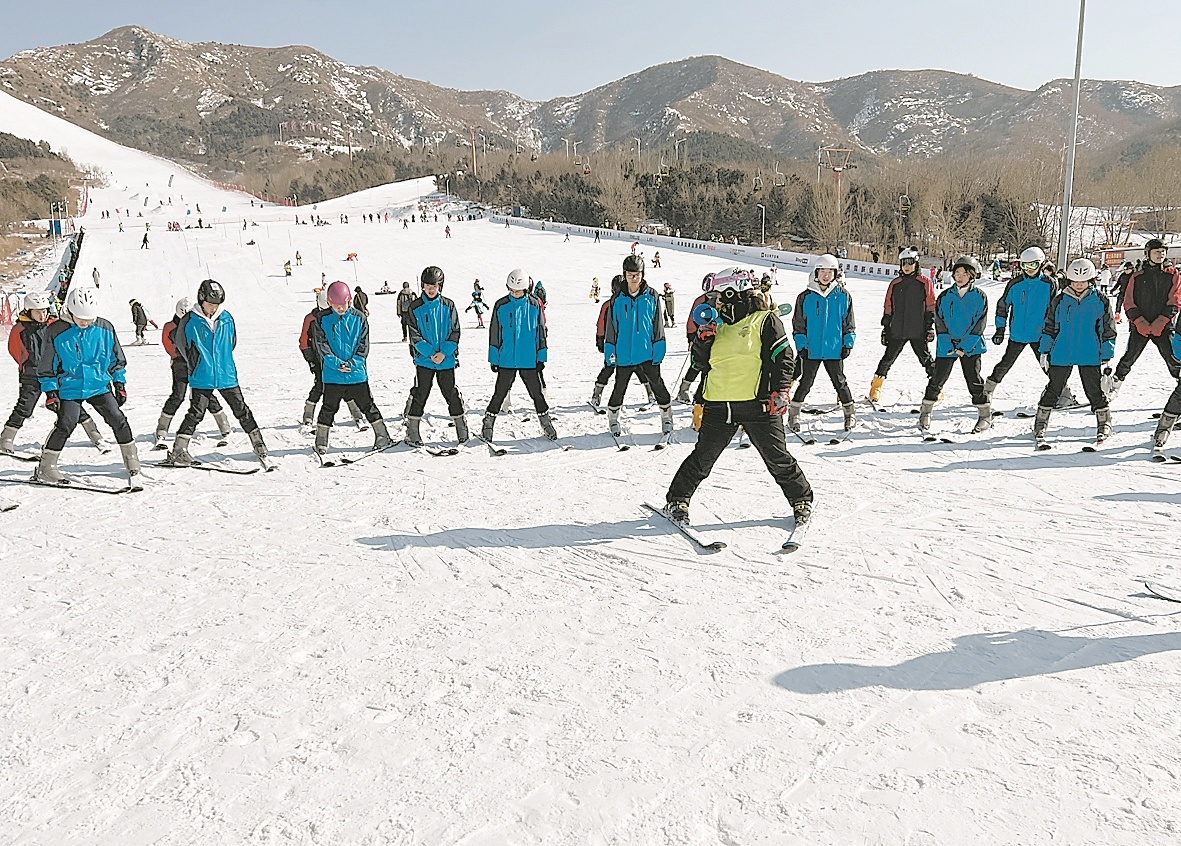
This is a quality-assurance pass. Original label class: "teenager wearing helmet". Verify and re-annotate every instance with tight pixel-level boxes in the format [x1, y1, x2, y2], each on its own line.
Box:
[919, 256, 992, 433]
[602, 254, 674, 437]
[167, 279, 271, 467]
[2, 290, 107, 456]
[482, 269, 557, 443]
[465, 287, 487, 328]
[664, 269, 812, 533]
[1032, 259, 1117, 447]
[34, 286, 141, 486]
[156, 297, 231, 449]
[790, 255, 857, 433]
[1108, 237, 1181, 398]
[309, 281, 393, 457]
[404, 266, 467, 446]
[299, 288, 368, 432]
[590, 273, 655, 409]
[128, 298, 154, 345]
[869, 247, 936, 403]
[985, 245, 1077, 408]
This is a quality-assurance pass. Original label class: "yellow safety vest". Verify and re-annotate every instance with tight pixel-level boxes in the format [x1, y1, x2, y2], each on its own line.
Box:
[703, 310, 771, 402]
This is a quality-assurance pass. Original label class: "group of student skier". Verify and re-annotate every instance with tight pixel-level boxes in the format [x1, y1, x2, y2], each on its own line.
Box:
[3, 239, 1179, 538]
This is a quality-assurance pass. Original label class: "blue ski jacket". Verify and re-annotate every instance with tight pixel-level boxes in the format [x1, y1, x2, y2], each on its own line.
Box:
[934, 284, 988, 358]
[408, 294, 460, 370]
[37, 318, 127, 400]
[312, 307, 370, 385]
[995, 272, 1055, 343]
[603, 283, 665, 367]
[1038, 286, 1117, 366]
[488, 294, 547, 369]
[176, 308, 240, 390]
[791, 281, 855, 360]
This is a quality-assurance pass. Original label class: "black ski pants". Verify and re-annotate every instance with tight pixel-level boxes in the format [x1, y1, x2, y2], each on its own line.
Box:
[6, 377, 94, 430]
[178, 386, 259, 437]
[487, 368, 548, 415]
[791, 355, 853, 404]
[304, 356, 324, 404]
[162, 362, 223, 416]
[1038, 365, 1107, 411]
[667, 400, 812, 505]
[319, 382, 383, 426]
[407, 366, 464, 417]
[988, 340, 1042, 384]
[608, 361, 670, 408]
[875, 338, 934, 378]
[45, 392, 131, 451]
[595, 362, 650, 388]
[924, 355, 987, 404]
[1114, 330, 1180, 381]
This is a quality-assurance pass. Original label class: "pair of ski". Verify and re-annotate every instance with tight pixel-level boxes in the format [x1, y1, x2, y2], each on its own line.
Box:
[316, 440, 459, 466]
[156, 450, 277, 474]
[3, 473, 143, 495]
[611, 430, 674, 452]
[477, 436, 572, 456]
[1149, 448, 1181, 463]
[1145, 581, 1181, 603]
[793, 426, 854, 447]
[641, 502, 810, 553]
[1034, 434, 1112, 453]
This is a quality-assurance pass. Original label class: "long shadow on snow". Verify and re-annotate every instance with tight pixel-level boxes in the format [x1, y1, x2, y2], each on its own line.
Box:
[773, 628, 1181, 693]
[359, 516, 721, 554]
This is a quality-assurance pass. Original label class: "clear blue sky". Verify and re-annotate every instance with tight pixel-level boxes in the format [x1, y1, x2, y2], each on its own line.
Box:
[0, 0, 1175, 101]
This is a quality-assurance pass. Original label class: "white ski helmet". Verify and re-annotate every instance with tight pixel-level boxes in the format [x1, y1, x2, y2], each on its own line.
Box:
[1020, 246, 1047, 266]
[1066, 258, 1098, 283]
[898, 247, 921, 264]
[316, 288, 329, 309]
[66, 286, 100, 320]
[23, 290, 52, 311]
[813, 253, 842, 283]
[506, 268, 530, 291]
[174, 297, 192, 317]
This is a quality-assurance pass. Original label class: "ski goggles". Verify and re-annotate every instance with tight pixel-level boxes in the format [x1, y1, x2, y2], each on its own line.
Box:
[1021, 261, 1042, 275]
[707, 269, 755, 293]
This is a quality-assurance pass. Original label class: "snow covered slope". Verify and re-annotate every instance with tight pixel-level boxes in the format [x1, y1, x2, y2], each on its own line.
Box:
[2, 92, 1181, 846]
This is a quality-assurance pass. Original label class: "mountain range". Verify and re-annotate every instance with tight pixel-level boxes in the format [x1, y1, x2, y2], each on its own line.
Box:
[2, 26, 1179, 166]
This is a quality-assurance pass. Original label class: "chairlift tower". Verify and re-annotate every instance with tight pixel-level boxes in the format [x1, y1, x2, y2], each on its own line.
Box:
[817, 145, 857, 243]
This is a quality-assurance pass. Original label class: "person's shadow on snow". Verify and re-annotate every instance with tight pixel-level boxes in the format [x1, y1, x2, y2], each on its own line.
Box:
[773, 628, 1181, 693]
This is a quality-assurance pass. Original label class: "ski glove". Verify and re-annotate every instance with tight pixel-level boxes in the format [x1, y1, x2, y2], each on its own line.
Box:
[927, 329, 936, 343]
[841, 346, 851, 359]
[992, 329, 1005, 345]
[536, 362, 544, 372]
[113, 382, 127, 406]
[1039, 353, 1049, 371]
[697, 324, 716, 341]
[768, 391, 790, 416]
[880, 329, 888, 346]
[490, 364, 498, 373]
[44, 390, 59, 412]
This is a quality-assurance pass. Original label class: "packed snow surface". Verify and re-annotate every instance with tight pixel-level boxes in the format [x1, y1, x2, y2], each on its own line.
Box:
[1, 90, 1180, 845]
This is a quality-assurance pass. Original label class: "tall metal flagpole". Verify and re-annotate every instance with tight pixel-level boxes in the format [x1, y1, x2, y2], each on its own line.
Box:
[1057, 0, 1086, 269]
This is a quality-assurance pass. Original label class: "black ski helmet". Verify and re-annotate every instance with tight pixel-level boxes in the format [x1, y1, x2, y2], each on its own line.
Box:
[197, 279, 226, 305]
[421, 266, 445, 287]
[610, 274, 625, 295]
[951, 256, 982, 280]
[622, 254, 645, 275]
[1145, 238, 1166, 258]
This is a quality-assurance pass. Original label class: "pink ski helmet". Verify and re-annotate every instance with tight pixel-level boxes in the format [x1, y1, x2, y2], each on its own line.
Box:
[326, 280, 352, 306]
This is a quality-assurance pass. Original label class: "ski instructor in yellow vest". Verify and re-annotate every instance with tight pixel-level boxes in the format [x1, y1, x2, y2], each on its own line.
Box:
[663, 268, 813, 535]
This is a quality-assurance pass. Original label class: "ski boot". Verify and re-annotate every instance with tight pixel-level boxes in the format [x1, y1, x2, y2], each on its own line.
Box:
[0, 424, 16, 454]
[1055, 385, 1079, 410]
[663, 499, 690, 526]
[589, 383, 606, 410]
[842, 401, 856, 432]
[1154, 412, 1178, 449]
[791, 498, 813, 528]
[539, 412, 558, 441]
[372, 418, 393, 450]
[787, 401, 802, 433]
[1096, 407, 1112, 444]
[983, 378, 998, 401]
[33, 449, 65, 484]
[301, 401, 316, 427]
[481, 413, 496, 442]
[918, 399, 935, 431]
[644, 383, 657, 407]
[868, 375, 885, 403]
[659, 405, 674, 435]
[452, 414, 469, 444]
[153, 412, 173, 449]
[972, 402, 993, 434]
[676, 380, 693, 404]
[607, 407, 623, 437]
[314, 424, 330, 455]
[404, 416, 424, 447]
[119, 442, 141, 485]
[348, 400, 369, 431]
[1101, 367, 1121, 399]
[1033, 406, 1052, 445]
[247, 428, 269, 460]
[166, 434, 195, 467]
[213, 410, 232, 441]
[81, 418, 110, 453]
